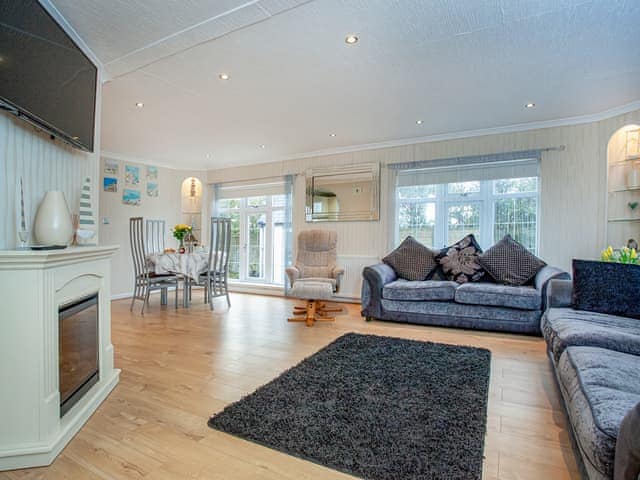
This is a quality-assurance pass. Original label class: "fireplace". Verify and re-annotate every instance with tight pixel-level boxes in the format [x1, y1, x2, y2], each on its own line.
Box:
[59, 293, 100, 417]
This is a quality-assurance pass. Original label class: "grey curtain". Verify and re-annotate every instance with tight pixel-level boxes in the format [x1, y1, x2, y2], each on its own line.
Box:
[283, 174, 295, 295]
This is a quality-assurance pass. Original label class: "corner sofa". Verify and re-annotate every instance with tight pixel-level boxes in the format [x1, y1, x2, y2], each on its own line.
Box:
[542, 279, 640, 480]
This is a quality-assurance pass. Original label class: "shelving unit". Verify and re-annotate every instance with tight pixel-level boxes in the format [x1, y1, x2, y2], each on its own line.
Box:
[606, 127, 640, 247]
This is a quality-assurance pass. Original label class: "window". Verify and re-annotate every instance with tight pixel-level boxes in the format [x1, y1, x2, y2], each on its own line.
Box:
[217, 194, 289, 285]
[396, 177, 539, 253]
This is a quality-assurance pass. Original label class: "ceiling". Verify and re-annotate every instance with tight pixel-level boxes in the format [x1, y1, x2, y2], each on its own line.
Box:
[51, 0, 640, 169]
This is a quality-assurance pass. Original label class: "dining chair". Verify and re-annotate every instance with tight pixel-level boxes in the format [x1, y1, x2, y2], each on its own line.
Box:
[145, 219, 166, 254]
[129, 217, 180, 315]
[196, 217, 231, 310]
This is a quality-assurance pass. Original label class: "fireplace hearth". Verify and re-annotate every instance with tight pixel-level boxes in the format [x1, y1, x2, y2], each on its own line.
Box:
[59, 294, 99, 417]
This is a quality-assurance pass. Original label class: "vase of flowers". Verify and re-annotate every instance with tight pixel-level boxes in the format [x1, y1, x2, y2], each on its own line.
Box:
[172, 223, 192, 253]
[601, 245, 639, 265]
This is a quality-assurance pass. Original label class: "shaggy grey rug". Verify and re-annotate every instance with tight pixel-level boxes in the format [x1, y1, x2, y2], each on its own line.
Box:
[208, 333, 491, 480]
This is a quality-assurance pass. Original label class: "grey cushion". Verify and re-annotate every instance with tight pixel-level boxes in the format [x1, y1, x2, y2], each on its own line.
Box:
[455, 283, 541, 310]
[382, 279, 458, 301]
[615, 402, 640, 480]
[383, 236, 438, 281]
[557, 347, 640, 478]
[479, 234, 546, 286]
[542, 307, 640, 361]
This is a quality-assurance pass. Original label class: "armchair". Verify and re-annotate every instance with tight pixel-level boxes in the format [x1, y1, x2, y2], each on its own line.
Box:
[285, 230, 344, 292]
[286, 230, 345, 326]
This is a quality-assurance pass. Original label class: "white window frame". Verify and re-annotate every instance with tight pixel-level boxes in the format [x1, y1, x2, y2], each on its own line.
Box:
[395, 178, 540, 252]
[218, 195, 287, 285]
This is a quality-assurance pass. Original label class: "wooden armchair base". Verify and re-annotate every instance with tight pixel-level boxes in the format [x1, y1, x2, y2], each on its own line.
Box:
[288, 300, 342, 327]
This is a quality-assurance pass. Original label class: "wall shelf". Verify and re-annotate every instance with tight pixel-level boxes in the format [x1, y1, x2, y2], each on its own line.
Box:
[608, 218, 640, 223]
[609, 186, 640, 193]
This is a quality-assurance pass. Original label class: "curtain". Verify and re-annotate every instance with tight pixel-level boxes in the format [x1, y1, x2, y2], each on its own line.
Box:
[283, 174, 295, 295]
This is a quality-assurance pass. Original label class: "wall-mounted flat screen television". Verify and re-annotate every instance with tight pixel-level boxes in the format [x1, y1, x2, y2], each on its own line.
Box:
[0, 0, 97, 152]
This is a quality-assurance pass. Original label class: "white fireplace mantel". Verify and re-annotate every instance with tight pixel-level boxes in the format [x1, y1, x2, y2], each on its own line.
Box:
[0, 245, 120, 471]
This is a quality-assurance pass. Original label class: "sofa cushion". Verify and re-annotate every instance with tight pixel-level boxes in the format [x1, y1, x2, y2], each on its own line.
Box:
[572, 259, 640, 320]
[435, 234, 486, 284]
[542, 307, 640, 362]
[557, 346, 640, 478]
[383, 236, 438, 281]
[455, 283, 541, 310]
[478, 234, 546, 286]
[382, 279, 458, 301]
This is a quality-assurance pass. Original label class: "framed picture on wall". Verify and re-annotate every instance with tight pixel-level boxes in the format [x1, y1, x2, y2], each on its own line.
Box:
[125, 165, 140, 185]
[104, 159, 119, 175]
[122, 188, 141, 206]
[147, 182, 159, 197]
[103, 177, 117, 192]
[146, 166, 158, 181]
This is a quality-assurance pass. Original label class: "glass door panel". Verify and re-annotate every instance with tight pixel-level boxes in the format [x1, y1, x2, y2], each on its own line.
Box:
[247, 213, 266, 280]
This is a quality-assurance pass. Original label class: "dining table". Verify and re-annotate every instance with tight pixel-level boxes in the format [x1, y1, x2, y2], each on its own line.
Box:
[146, 249, 209, 307]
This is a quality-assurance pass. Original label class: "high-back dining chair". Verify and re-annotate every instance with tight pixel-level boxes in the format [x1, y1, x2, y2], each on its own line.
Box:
[196, 217, 232, 310]
[129, 217, 180, 315]
[145, 219, 166, 254]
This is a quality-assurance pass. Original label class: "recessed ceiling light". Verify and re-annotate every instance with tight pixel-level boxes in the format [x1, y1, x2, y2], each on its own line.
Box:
[329, 133, 337, 137]
[260, 144, 266, 149]
[219, 73, 230, 80]
[416, 120, 423, 125]
[525, 102, 536, 108]
[135, 102, 144, 108]
[206, 153, 212, 159]
[345, 35, 359, 45]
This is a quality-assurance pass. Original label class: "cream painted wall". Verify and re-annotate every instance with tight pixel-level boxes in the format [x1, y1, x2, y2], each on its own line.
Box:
[207, 109, 640, 273]
[98, 157, 208, 297]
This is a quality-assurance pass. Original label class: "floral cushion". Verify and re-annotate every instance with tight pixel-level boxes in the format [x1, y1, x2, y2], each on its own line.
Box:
[436, 234, 486, 284]
[383, 236, 439, 281]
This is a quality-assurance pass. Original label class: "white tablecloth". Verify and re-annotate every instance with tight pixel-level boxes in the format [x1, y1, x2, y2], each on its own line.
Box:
[147, 251, 209, 280]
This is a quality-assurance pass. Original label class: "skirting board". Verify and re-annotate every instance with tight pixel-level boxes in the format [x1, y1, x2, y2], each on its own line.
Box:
[0, 369, 120, 471]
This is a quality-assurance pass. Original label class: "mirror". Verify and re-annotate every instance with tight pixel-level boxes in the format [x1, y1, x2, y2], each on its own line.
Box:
[305, 163, 379, 222]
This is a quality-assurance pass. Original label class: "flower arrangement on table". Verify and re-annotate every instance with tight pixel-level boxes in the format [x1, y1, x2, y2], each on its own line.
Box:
[172, 223, 192, 253]
[600, 246, 639, 265]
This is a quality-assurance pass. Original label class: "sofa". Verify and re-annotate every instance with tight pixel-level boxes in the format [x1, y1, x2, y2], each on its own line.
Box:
[361, 262, 569, 334]
[542, 278, 640, 480]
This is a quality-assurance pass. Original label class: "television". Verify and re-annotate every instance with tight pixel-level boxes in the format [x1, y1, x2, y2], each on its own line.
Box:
[0, 0, 97, 152]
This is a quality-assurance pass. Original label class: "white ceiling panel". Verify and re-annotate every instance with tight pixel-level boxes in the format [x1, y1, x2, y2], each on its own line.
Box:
[53, 0, 640, 169]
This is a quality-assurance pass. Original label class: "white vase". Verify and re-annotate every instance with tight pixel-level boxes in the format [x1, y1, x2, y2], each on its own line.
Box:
[33, 191, 73, 246]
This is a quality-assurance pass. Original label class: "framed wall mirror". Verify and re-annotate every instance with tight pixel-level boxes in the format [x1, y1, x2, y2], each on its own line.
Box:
[305, 163, 380, 222]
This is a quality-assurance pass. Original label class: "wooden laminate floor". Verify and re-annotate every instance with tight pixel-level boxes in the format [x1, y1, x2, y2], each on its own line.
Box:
[1, 292, 580, 480]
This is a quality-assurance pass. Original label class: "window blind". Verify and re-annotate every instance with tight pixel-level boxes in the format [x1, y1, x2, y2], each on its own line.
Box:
[215, 178, 287, 199]
[396, 158, 540, 187]
[390, 149, 547, 187]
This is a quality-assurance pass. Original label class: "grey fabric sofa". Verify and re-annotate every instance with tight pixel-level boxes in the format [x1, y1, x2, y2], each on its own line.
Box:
[542, 279, 640, 480]
[361, 263, 569, 334]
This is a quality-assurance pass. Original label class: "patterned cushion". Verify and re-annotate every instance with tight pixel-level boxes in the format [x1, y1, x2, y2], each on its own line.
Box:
[478, 235, 546, 286]
[436, 234, 485, 284]
[382, 236, 438, 281]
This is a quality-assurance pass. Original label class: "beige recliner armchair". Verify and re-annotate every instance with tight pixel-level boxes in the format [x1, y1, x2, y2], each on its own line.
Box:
[286, 230, 344, 292]
[286, 230, 345, 326]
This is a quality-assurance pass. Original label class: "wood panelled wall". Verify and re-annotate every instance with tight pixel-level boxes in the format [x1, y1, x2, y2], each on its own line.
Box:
[207, 109, 640, 272]
[0, 112, 100, 249]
